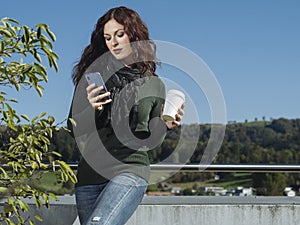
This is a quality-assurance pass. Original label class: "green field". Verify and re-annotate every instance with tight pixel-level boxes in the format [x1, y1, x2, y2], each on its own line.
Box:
[167, 173, 252, 189]
[32, 171, 75, 195]
[33, 171, 253, 195]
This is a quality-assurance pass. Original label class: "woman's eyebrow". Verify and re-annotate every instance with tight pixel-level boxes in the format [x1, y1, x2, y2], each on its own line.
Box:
[104, 29, 124, 36]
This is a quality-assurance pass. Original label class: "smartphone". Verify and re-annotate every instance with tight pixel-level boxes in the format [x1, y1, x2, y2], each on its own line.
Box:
[85, 72, 111, 100]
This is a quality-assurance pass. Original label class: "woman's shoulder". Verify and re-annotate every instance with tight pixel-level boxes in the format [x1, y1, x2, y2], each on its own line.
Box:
[138, 74, 166, 100]
[145, 73, 165, 87]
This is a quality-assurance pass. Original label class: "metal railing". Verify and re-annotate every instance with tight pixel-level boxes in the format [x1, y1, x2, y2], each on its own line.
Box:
[3, 164, 299, 173]
[66, 164, 300, 173]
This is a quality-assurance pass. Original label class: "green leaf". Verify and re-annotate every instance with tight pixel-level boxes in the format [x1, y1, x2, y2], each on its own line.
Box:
[51, 151, 62, 157]
[46, 28, 56, 42]
[34, 215, 43, 222]
[31, 115, 39, 123]
[21, 114, 30, 122]
[37, 27, 41, 38]
[40, 34, 53, 49]
[52, 58, 59, 72]
[0, 187, 8, 193]
[33, 51, 42, 63]
[3, 20, 16, 37]
[52, 59, 58, 72]
[68, 117, 77, 127]
[7, 121, 17, 131]
[5, 17, 19, 24]
[22, 26, 30, 43]
[33, 63, 47, 75]
[50, 51, 59, 60]
[49, 193, 58, 201]
[9, 98, 18, 103]
[41, 193, 49, 205]
[39, 135, 50, 145]
[14, 83, 20, 91]
[17, 199, 29, 211]
[0, 41, 4, 52]
[0, 167, 9, 178]
[0, 29, 12, 37]
[36, 86, 43, 97]
[5, 103, 14, 115]
[48, 115, 55, 124]
[56, 160, 77, 183]
[35, 23, 47, 30]
[22, 65, 33, 74]
[40, 111, 47, 118]
[34, 196, 42, 208]
[31, 161, 38, 169]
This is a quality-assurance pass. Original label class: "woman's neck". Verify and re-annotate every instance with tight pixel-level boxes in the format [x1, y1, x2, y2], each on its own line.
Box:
[120, 53, 135, 68]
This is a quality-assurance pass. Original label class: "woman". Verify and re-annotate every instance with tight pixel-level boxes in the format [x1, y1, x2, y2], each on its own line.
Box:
[67, 6, 184, 225]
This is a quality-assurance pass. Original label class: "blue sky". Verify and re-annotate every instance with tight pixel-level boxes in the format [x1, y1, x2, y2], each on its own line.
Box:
[1, 0, 300, 124]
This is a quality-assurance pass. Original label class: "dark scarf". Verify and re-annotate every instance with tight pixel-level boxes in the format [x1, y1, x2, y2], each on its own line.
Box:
[98, 66, 149, 131]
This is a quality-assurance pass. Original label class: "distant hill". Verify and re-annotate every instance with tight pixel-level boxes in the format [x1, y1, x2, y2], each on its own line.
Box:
[1, 117, 299, 165]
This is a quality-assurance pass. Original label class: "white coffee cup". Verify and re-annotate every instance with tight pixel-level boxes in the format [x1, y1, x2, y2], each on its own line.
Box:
[162, 89, 185, 122]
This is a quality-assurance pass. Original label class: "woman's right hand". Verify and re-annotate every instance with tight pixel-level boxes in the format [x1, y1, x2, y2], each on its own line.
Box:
[86, 84, 112, 110]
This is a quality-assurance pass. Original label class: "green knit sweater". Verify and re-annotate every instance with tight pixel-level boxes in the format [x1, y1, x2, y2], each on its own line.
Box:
[68, 70, 167, 186]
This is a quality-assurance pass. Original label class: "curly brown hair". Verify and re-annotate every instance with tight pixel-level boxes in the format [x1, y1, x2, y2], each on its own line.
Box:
[72, 6, 157, 85]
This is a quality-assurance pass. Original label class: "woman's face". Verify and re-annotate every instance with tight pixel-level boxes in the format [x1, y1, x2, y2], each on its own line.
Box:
[103, 19, 133, 61]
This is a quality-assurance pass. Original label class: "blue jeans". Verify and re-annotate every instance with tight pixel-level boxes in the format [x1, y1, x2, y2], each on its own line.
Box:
[75, 173, 148, 225]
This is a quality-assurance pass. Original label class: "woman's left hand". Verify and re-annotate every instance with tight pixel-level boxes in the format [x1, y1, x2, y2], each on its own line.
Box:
[164, 104, 185, 129]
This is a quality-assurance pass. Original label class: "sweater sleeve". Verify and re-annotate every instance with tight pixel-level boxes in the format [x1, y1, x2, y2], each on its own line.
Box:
[134, 97, 155, 133]
[135, 76, 166, 133]
[67, 82, 104, 138]
[133, 76, 167, 149]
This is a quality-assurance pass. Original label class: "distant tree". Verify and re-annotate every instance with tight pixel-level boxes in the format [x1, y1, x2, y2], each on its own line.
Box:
[268, 118, 294, 134]
[182, 188, 196, 196]
[261, 128, 277, 147]
[51, 128, 79, 162]
[253, 173, 286, 196]
[0, 18, 76, 224]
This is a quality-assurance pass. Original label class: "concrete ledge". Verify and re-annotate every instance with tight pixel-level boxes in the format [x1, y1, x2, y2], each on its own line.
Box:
[141, 195, 300, 205]
[128, 196, 300, 225]
[127, 204, 300, 225]
[2, 196, 300, 225]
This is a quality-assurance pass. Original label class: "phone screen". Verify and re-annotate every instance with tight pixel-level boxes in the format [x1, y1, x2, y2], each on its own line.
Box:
[85, 72, 111, 100]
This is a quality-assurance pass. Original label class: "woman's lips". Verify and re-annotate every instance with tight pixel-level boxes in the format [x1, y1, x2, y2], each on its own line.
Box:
[113, 48, 122, 54]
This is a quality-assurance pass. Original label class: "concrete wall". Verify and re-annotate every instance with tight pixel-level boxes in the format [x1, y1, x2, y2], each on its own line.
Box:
[127, 196, 300, 225]
[3, 196, 300, 225]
